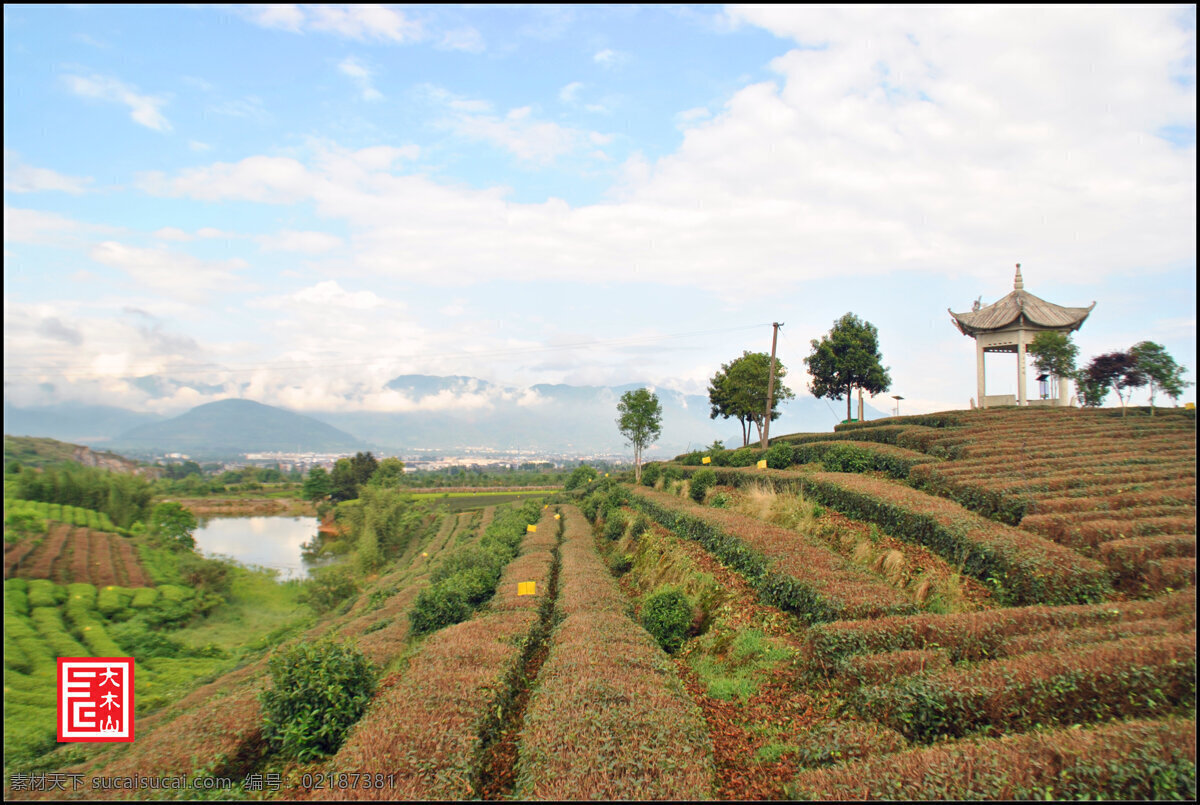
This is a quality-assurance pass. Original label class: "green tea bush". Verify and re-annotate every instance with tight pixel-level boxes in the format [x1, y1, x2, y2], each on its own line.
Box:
[603, 510, 629, 540]
[581, 491, 603, 523]
[641, 586, 693, 654]
[129, 587, 159, 609]
[96, 586, 134, 617]
[709, 492, 732, 508]
[640, 463, 661, 487]
[259, 638, 376, 761]
[26, 580, 63, 608]
[679, 451, 705, 466]
[727, 447, 763, 467]
[108, 619, 188, 659]
[299, 565, 359, 614]
[689, 469, 717, 503]
[821, 443, 875, 473]
[709, 449, 732, 467]
[6, 581, 30, 616]
[409, 584, 472, 635]
[629, 514, 652, 539]
[765, 443, 795, 469]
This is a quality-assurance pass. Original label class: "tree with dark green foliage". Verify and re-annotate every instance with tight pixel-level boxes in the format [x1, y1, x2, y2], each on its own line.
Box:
[709, 351, 794, 447]
[805, 313, 892, 423]
[367, 456, 406, 488]
[1130, 341, 1191, 414]
[564, 464, 599, 491]
[149, 502, 198, 551]
[1079, 352, 1146, 416]
[259, 638, 376, 761]
[616, 388, 663, 483]
[1028, 331, 1080, 398]
[302, 466, 332, 502]
[330, 451, 379, 502]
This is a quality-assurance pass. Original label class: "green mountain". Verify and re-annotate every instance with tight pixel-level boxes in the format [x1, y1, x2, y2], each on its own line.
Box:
[109, 399, 363, 455]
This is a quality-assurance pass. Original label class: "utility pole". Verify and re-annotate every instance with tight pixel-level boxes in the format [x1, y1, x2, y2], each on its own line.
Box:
[762, 322, 783, 448]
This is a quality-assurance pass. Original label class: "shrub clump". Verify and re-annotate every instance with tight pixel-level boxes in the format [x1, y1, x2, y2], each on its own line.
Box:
[603, 510, 629, 540]
[727, 447, 763, 467]
[299, 564, 359, 614]
[765, 443, 795, 469]
[690, 469, 717, 503]
[564, 465, 598, 491]
[260, 638, 376, 761]
[640, 463, 661, 487]
[640, 586, 693, 653]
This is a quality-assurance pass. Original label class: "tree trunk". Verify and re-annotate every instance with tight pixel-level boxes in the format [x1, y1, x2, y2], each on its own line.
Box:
[634, 445, 642, 482]
[846, 385, 852, 422]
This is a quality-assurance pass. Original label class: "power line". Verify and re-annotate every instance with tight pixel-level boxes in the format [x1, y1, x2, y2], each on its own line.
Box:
[3, 322, 773, 380]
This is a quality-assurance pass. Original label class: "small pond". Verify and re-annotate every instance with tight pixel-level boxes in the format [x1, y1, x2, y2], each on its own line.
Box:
[192, 516, 321, 581]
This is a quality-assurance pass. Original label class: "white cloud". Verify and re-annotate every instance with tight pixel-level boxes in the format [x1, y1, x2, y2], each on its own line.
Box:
[257, 229, 344, 253]
[152, 226, 234, 241]
[338, 56, 382, 101]
[428, 90, 613, 164]
[238, 3, 305, 33]
[134, 8, 1194, 297]
[62, 73, 171, 132]
[439, 27, 485, 53]
[88, 241, 249, 301]
[559, 81, 584, 103]
[593, 48, 629, 68]
[153, 227, 192, 241]
[189, 140, 213, 152]
[674, 106, 710, 128]
[208, 96, 270, 123]
[4, 152, 93, 194]
[238, 3, 423, 42]
[3, 206, 114, 244]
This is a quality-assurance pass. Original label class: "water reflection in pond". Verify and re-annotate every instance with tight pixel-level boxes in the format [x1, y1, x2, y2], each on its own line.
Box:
[193, 516, 320, 580]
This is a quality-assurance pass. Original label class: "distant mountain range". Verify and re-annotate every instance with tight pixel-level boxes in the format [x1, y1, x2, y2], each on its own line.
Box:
[3, 374, 889, 457]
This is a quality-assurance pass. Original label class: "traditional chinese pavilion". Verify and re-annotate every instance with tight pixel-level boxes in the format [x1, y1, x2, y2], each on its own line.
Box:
[949, 265, 1094, 408]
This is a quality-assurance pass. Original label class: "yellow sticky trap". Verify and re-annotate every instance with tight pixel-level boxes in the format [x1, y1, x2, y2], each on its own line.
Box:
[544, 505, 548, 509]
[605, 473, 609, 477]
[527, 524, 537, 533]
[518, 581, 536, 596]
[757, 459, 768, 469]
[702, 456, 711, 464]
[554, 514, 560, 520]
[422, 552, 428, 557]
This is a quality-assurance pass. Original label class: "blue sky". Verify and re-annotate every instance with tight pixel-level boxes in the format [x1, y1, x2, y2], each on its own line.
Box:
[4, 4, 1196, 419]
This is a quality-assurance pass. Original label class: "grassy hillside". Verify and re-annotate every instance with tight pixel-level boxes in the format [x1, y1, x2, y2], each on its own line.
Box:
[2, 407, 1194, 800]
[3, 435, 141, 473]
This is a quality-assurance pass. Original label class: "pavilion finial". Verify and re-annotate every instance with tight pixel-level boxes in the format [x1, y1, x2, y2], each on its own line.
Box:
[1014, 263, 1024, 291]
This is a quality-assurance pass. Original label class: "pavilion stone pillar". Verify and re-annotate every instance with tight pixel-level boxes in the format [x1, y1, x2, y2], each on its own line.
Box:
[976, 338, 986, 409]
[950, 264, 1095, 413]
[1016, 331, 1027, 406]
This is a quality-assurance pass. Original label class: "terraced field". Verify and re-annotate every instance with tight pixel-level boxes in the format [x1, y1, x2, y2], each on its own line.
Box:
[3, 406, 1194, 800]
[626, 405, 1194, 797]
[4, 500, 152, 587]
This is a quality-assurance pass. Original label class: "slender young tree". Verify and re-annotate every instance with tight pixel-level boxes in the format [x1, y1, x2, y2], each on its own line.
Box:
[805, 313, 892, 422]
[708, 351, 794, 446]
[1079, 352, 1146, 416]
[1028, 331, 1080, 398]
[616, 388, 663, 483]
[1130, 341, 1191, 415]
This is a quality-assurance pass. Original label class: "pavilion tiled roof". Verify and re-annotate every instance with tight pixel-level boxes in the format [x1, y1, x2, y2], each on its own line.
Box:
[949, 265, 1095, 337]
